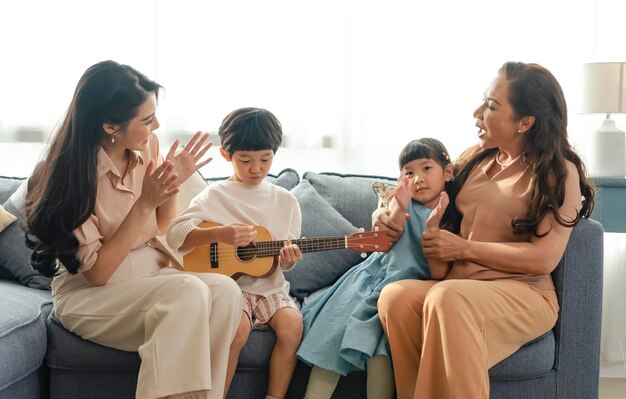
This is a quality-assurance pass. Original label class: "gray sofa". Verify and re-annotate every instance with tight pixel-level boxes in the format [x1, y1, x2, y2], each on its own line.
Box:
[0, 169, 604, 399]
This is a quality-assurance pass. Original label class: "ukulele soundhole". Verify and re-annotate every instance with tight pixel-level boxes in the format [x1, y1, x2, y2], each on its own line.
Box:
[236, 243, 257, 262]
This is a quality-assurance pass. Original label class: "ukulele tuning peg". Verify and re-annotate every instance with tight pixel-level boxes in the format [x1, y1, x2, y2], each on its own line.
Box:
[360, 252, 367, 258]
[357, 227, 365, 233]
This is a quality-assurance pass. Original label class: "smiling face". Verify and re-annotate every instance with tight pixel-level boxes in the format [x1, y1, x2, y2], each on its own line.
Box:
[401, 157, 452, 209]
[221, 148, 275, 186]
[473, 73, 523, 151]
[103, 92, 160, 152]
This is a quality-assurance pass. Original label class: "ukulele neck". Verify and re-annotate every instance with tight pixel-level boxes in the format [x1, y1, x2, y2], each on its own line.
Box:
[256, 237, 345, 258]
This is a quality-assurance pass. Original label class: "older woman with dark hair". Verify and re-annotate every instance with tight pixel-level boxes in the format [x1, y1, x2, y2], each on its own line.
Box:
[375, 61, 595, 399]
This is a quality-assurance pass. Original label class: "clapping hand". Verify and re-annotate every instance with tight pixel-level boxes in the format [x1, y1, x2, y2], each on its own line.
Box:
[425, 192, 449, 232]
[138, 160, 179, 209]
[164, 131, 213, 185]
[394, 176, 412, 212]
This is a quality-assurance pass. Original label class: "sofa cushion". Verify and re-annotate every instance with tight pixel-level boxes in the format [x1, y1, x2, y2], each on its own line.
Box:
[46, 313, 141, 371]
[0, 280, 52, 391]
[303, 172, 396, 231]
[284, 180, 363, 301]
[489, 331, 555, 379]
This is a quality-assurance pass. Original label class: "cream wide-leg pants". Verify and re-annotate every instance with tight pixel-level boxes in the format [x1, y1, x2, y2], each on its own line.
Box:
[54, 262, 241, 399]
[378, 279, 559, 399]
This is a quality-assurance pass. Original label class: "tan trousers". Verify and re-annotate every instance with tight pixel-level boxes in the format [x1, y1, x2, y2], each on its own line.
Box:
[55, 268, 242, 399]
[378, 279, 558, 399]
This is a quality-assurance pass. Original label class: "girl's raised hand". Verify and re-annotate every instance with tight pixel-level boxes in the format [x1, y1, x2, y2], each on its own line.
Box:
[165, 131, 213, 185]
[394, 176, 412, 212]
[425, 192, 449, 232]
[138, 160, 179, 209]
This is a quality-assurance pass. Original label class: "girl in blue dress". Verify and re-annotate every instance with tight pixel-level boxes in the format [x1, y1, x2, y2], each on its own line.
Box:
[297, 137, 453, 399]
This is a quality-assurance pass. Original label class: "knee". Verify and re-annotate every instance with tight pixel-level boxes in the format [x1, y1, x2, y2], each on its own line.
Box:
[423, 282, 468, 317]
[274, 312, 303, 350]
[231, 315, 251, 350]
[379, 281, 412, 322]
[171, 275, 210, 304]
[214, 274, 242, 301]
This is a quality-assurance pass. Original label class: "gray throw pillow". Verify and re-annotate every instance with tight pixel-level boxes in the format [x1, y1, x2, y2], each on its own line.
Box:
[284, 180, 363, 301]
[205, 168, 300, 190]
[0, 222, 51, 290]
[2, 178, 28, 223]
[266, 168, 300, 190]
[303, 172, 396, 231]
[1, 178, 51, 289]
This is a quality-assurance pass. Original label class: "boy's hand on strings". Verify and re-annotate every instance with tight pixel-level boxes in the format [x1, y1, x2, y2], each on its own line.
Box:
[218, 223, 257, 247]
[138, 160, 179, 209]
[279, 241, 302, 269]
[165, 131, 213, 185]
[425, 192, 449, 232]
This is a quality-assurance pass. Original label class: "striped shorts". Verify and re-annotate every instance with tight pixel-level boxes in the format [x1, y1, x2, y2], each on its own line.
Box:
[242, 290, 299, 328]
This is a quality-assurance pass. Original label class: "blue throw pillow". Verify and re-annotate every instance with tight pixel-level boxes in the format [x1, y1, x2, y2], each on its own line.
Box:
[284, 180, 363, 301]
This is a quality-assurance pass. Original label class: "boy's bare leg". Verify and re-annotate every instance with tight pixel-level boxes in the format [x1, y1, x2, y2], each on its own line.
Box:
[223, 312, 251, 399]
[266, 308, 303, 399]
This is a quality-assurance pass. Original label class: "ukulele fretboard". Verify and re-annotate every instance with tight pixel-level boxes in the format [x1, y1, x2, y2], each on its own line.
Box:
[255, 237, 346, 258]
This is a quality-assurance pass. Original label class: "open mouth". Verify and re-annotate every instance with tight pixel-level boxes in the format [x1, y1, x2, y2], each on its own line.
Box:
[477, 128, 487, 137]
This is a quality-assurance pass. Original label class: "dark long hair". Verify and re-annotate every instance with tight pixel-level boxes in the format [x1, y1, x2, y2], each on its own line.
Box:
[25, 60, 162, 276]
[443, 62, 594, 236]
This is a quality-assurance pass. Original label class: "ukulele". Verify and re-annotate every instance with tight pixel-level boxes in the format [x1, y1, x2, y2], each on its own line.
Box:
[183, 222, 391, 278]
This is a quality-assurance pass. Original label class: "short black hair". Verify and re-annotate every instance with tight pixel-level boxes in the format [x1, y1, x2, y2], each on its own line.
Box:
[398, 138, 451, 170]
[218, 107, 283, 156]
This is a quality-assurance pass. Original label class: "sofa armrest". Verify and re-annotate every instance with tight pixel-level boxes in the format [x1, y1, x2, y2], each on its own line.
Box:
[551, 218, 603, 398]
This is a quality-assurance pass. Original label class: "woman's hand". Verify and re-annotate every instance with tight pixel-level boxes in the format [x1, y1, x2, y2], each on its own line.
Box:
[372, 207, 407, 243]
[279, 241, 302, 269]
[422, 228, 467, 262]
[164, 131, 213, 185]
[137, 160, 179, 209]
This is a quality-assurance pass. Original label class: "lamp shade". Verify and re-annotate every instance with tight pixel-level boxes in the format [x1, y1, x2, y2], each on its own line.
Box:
[581, 62, 626, 114]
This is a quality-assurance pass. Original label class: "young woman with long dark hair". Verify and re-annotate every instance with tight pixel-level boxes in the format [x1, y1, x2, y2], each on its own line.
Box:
[25, 60, 241, 399]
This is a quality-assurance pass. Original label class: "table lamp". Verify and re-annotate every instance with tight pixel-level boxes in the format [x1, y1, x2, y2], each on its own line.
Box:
[581, 62, 626, 177]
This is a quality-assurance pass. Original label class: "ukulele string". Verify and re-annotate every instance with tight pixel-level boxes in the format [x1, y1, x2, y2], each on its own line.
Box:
[201, 238, 385, 261]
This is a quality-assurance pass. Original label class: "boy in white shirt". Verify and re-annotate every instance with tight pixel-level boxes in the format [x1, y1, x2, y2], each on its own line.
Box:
[167, 107, 303, 399]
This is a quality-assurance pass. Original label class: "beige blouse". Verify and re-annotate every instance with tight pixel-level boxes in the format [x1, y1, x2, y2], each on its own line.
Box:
[52, 134, 168, 299]
[445, 154, 555, 290]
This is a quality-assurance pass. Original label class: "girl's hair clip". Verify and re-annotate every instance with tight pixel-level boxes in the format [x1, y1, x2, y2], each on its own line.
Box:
[442, 151, 450, 161]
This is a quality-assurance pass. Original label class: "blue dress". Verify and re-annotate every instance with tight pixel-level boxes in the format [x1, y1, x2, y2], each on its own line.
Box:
[296, 200, 432, 375]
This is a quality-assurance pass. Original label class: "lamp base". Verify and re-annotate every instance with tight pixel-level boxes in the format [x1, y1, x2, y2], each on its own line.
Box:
[588, 117, 626, 177]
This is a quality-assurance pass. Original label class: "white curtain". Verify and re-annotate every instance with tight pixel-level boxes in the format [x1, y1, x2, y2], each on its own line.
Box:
[601, 233, 626, 363]
[1, 0, 625, 174]
[0, 0, 625, 368]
